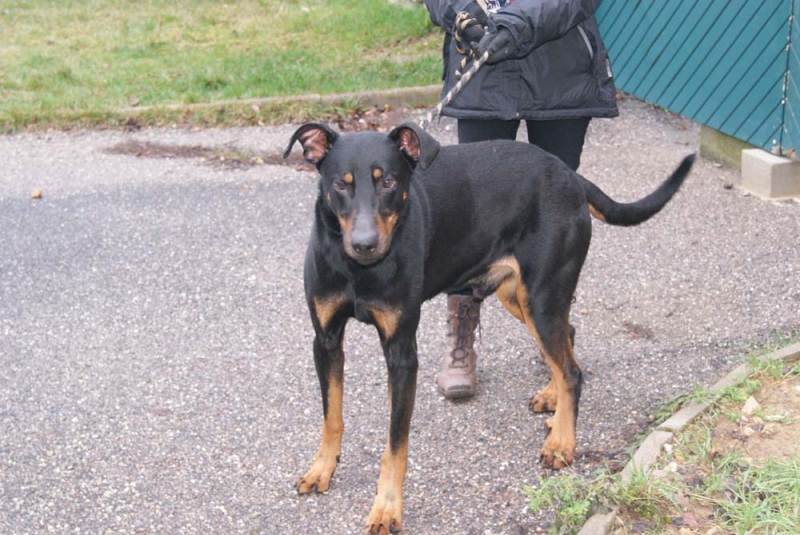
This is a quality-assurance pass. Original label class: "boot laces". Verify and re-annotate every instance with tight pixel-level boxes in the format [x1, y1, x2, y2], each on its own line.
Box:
[447, 300, 481, 365]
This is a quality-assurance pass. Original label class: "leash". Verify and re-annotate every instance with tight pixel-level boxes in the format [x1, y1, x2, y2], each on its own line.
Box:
[419, 50, 489, 131]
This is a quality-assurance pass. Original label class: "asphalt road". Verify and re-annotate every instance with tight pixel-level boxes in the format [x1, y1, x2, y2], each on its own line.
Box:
[1, 98, 798, 534]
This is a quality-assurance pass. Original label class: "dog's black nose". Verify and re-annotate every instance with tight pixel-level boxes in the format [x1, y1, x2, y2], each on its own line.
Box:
[351, 232, 378, 254]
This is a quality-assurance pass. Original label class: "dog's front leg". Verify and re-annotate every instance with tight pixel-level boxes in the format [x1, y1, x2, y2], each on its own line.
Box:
[296, 315, 346, 494]
[365, 312, 418, 535]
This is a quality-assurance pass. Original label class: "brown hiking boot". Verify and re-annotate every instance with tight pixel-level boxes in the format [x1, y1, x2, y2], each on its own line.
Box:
[437, 294, 481, 400]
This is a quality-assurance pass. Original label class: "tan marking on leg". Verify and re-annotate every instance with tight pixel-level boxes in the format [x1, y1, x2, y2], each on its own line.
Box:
[314, 294, 347, 330]
[471, 256, 520, 294]
[493, 257, 525, 323]
[491, 258, 557, 411]
[365, 441, 407, 534]
[368, 305, 402, 340]
[365, 383, 408, 535]
[296, 374, 344, 493]
[534, 348, 575, 468]
[516, 285, 577, 469]
[539, 361, 577, 469]
[588, 203, 606, 222]
[472, 256, 526, 322]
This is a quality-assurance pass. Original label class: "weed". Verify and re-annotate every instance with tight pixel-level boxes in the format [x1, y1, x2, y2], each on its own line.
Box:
[526, 470, 609, 534]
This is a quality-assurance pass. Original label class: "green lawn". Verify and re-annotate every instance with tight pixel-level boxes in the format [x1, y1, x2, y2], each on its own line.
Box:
[0, 0, 442, 130]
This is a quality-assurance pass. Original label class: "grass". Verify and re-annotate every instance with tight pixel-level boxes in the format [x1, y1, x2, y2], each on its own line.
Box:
[0, 0, 442, 131]
[526, 334, 800, 534]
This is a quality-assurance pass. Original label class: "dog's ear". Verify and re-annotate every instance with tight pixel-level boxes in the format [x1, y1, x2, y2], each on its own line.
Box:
[389, 123, 440, 170]
[283, 123, 339, 165]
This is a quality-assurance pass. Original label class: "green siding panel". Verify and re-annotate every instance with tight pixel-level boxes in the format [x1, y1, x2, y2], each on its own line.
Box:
[647, 1, 739, 106]
[784, 0, 800, 154]
[658, 2, 761, 113]
[597, 0, 795, 155]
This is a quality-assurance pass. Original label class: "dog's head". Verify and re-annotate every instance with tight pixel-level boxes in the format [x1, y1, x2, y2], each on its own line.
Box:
[284, 122, 440, 265]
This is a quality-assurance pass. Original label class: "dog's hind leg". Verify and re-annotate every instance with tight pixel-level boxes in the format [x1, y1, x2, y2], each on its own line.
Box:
[296, 296, 348, 494]
[365, 307, 419, 535]
[529, 324, 575, 414]
[517, 229, 587, 468]
[529, 312, 581, 469]
[525, 248, 586, 468]
[506, 277, 580, 468]
[495, 263, 576, 415]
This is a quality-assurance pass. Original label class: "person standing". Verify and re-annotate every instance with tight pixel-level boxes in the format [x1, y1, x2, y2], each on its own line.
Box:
[423, 0, 618, 399]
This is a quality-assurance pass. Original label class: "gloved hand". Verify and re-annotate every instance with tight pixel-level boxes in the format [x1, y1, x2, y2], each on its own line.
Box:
[453, 11, 487, 56]
[476, 27, 516, 64]
[461, 0, 488, 26]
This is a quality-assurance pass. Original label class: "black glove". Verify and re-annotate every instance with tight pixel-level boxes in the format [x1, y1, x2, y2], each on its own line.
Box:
[453, 11, 487, 56]
[461, 0, 488, 26]
[476, 27, 516, 64]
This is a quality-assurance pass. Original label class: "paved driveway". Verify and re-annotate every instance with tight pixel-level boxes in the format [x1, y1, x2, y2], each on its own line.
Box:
[1, 99, 798, 534]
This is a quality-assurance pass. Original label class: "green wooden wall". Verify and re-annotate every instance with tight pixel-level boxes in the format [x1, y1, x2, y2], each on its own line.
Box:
[597, 0, 798, 156]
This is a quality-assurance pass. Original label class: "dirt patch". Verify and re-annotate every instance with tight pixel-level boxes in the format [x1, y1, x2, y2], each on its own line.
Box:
[105, 139, 317, 172]
[620, 321, 655, 341]
[612, 370, 800, 534]
[106, 104, 413, 172]
[323, 104, 415, 133]
[712, 374, 800, 464]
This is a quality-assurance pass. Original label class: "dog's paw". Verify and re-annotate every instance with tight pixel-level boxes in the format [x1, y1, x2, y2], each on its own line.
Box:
[529, 381, 557, 413]
[539, 447, 573, 469]
[529, 393, 556, 413]
[295, 453, 340, 494]
[364, 519, 402, 535]
[539, 418, 575, 470]
[364, 497, 403, 534]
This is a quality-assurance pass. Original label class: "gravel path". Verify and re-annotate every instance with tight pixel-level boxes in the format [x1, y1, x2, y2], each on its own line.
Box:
[1, 98, 798, 534]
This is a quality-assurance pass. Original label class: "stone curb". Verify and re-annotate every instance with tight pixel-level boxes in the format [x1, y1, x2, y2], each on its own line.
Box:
[576, 341, 800, 535]
[120, 85, 443, 116]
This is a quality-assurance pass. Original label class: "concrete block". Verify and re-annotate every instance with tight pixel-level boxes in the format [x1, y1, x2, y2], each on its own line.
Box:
[658, 400, 710, 432]
[741, 148, 800, 199]
[621, 430, 673, 484]
[577, 507, 619, 535]
[710, 362, 751, 392]
[767, 341, 800, 363]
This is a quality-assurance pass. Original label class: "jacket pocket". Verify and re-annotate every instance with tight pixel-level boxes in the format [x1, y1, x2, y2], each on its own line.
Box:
[576, 24, 594, 61]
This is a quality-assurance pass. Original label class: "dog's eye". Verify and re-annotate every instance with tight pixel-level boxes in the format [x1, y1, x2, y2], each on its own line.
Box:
[382, 177, 396, 189]
[333, 181, 347, 191]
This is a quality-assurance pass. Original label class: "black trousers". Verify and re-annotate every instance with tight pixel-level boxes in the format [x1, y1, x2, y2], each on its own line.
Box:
[457, 117, 591, 172]
[448, 117, 591, 298]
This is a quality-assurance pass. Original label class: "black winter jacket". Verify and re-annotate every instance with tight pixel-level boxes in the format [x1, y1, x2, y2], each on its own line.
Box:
[424, 0, 619, 121]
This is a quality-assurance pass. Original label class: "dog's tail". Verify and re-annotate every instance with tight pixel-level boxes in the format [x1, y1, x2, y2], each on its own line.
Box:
[580, 154, 695, 226]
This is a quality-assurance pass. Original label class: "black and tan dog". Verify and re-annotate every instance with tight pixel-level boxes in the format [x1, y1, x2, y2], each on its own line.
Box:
[284, 122, 694, 534]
